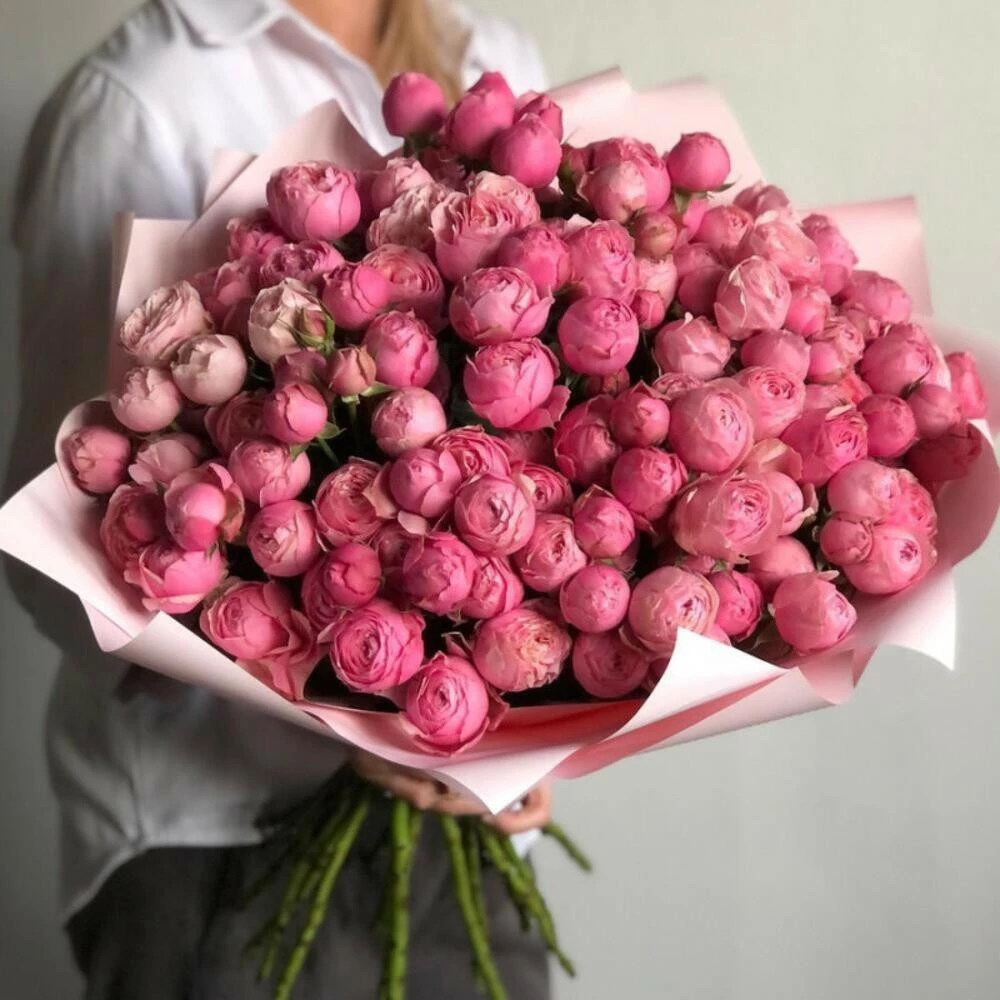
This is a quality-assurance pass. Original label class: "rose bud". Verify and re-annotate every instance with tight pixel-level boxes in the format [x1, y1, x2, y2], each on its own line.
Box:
[371, 387, 447, 456]
[382, 71, 447, 136]
[321, 263, 391, 331]
[665, 132, 731, 191]
[569, 632, 647, 699]
[450, 473, 536, 556]
[248, 279, 327, 364]
[843, 524, 932, 596]
[433, 426, 512, 479]
[676, 265, 727, 317]
[571, 486, 637, 559]
[652, 371, 703, 402]
[884, 469, 938, 534]
[554, 396, 622, 486]
[840, 270, 912, 324]
[857, 393, 918, 459]
[732, 181, 790, 217]
[165, 463, 244, 551]
[518, 463, 573, 514]
[100, 484, 165, 572]
[461, 555, 525, 620]
[388, 447, 462, 518]
[313, 459, 387, 545]
[907, 383, 962, 440]
[674, 243, 721, 280]
[262, 383, 327, 445]
[714, 257, 792, 340]
[611, 447, 688, 528]
[907, 421, 983, 483]
[495, 225, 571, 297]
[590, 137, 671, 208]
[695, 205, 754, 260]
[404, 654, 491, 754]
[512, 513, 588, 593]
[558, 296, 640, 376]
[826, 458, 902, 521]
[246, 500, 321, 577]
[819, 513, 875, 567]
[609, 382, 671, 448]
[110, 366, 184, 433]
[759, 470, 815, 535]
[402, 532, 478, 614]
[798, 214, 858, 296]
[631, 208, 679, 260]
[859, 324, 933, 395]
[567, 220, 639, 302]
[627, 566, 719, 655]
[631, 290, 667, 330]
[472, 603, 570, 691]
[259, 240, 344, 289]
[64, 425, 131, 495]
[205, 391, 267, 456]
[806, 316, 866, 385]
[945, 352, 988, 419]
[363, 244, 446, 323]
[560, 564, 631, 633]
[670, 194, 710, 242]
[781, 406, 868, 485]
[119, 280, 213, 366]
[327, 345, 377, 398]
[636, 254, 679, 309]
[322, 598, 424, 693]
[170, 334, 248, 406]
[739, 217, 822, 285]
[747, 538, 815, 599]
[578, 160, 649, 223]
[706, 571, 763, 640]
[301, 543, 381, 628]
[463, 340, 559, 429]
[739, 330, 809, 382]
[229, 438, 310, 506]
[667, 383, 754, 474]
[266, 161, 360, 241]
[371, 520, 420, 594]
[449, 267, 552, 346]
[583, 368, 632, 398]
[670, 473, 782, 562]
[129, 433, 206, 489]
[226, 209, 286, 262]
[489, 113, 563, 188]
[654, 315, 732, 380]
[124, 541, 224, 614]
[778, 284, 829, 340]
[190, 258, 259, 336]
[733, 366, 806, 439]
[443, 76, 516, 159]
[272, 350, 326, 389]
[368, 156, 434, 214]
[772, 572, 857, 654]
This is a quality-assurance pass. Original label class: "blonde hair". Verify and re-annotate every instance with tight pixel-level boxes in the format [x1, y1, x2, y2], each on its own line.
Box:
[372, 0, 467, 103]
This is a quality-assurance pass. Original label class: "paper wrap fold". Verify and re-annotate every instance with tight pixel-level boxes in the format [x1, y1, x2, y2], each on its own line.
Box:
[2, 70, 997, 813]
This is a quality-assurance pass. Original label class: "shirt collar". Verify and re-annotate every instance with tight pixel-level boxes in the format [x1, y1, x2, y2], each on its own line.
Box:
[170, 0, 287, 46]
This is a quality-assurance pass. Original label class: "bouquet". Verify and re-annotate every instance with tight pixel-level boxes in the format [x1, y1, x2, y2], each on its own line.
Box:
[2, 67, 998, 998]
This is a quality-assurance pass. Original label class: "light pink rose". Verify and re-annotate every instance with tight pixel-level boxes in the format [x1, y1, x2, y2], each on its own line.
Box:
[670, 473, 782, 561]
[443, 72, 516, 158]
[946, 352, 988, 419]
[453, 474, 536, 555]
[382, 72, 447, 136]
[572, 486, 636, 558]
[747, 537, 815, 598]
[367, 182, 457, 253]
[372, 387, 448, 456]
[301, 543, 381, 627]
[666, 132, 731, 191]
[263, 382, 329, 444]
[714, 257, 792, 340]
[205, 391, 266, 456]
[883, 470, 938, 536]
[609, 382, 671, 448]
[100, 484, 164, 572]
[772, 572, 857, 653]
[558, 296, 640, 376]
[842, 524, 932, 595]
[907, 383, 961, 440]
[517, 462, 574, 514]
[590, 137, 672, 210]
[560, 564, 630, 633]
[64, 425, 131, 495]
[489, 113, 563, 187]
[578, 159, 649, 224]
[572, 632, 649, 699]
[473, 605, 572, 692]
[433, 426, 512, 479]
[388, 447, 462, 518]
[363, 245, 445, 324]
[632, 208, 679, 260]
[119, 281, 213, 366]
[246, 500, 321, 577]
[636, 257, 679, 311]
[652, 371, 703, 402]
[740, 330, 810, 381]
[784, 283, 831, 338]
[266, 161, 360, 241]
[807, 317, 866, 384]
[226, 210, 286, 262]
[800, 214, 858, 296]
[321, 263, 392, 331]
[734, 182, 791, 218]
[369, 157, 434, 214]
[228, 439, 311, 506]
[322, 598, 424, 693]
[759, 470, 816, 535]
[171, 334, 248, 406]
[404, 654, 491, 754]
[781, 406, 868, 485]
[110, 366, 183, 433]
[363, 311, 438, 389]
[326, 345, 377, 397]
[667, 383, 755, 474]
[733, 366, 806, 439]
[840, 270, 912, 324]
[461, 555, 525, 620]
[495, 225, 571, 297]
[627, 566, 719, 654]
[260, 240, 344, 288]
[463, 340, 559, 429]
[553, 396, 622, 486]
[468, 171, 541, 227]
[707, 570, 764, 640]
[402, 532, 478, 614]
[449, 267, 552, 346]
[165, 463, 245, 551]
[858, 393, 918, 459]
[129, 433, 206, 489]
[191, 258, 259, 336]
[567, 221, 639, 302]
[696, 205, 754, 260]
[611, 447, 688, 528]
[907, 422, 983, 483]
[314, 459, 387, 545]
[430, 189, 522, 283]
[273, 349, 327, 389]
[819, 513, 874, 567]
[654, 316, 731, 380]
[125, 540, 225, 614]
[738, 216, 821, 284]
[512, 513, 588, 592]
[248, 280, 328, 364]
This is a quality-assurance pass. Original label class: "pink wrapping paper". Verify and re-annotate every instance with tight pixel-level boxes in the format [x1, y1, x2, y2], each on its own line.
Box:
[2, 71, 998, 814]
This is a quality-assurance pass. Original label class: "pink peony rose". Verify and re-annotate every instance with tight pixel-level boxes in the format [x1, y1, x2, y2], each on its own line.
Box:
[228, 439, 310, 506]
[366, 182, 457, 253]
[461, 555, 525, 620]
[119, 280, 212, 366]
[165, 463, 244, 551]
[301, 543, 381, 628]
[371, 522, 419, 594]
[226, 210, 286, 262]
[513, 513, 588, 592]
[858, 323, 932, 396]
[611, 447, 688, 527]
[665, 132, 731, 191]
[402, 532, 478, 614]
[433, 426, 512, 479]
[129, 433, 206, 489]
[572, 486, 637, 559]
[671, 194, 710, 242]
[632, 208, 679, 260]
[907, 422, 983, 483]
[490, 113, 563, 187]
[64, 425, 131, 495]
[677, 265, 727, 317]
[500, 429, 555, 466]
[363, 311, 438, 389]
[883, 470, 938, 535]
[819, 513, 874, 567]
[714, 256, 792, 340]
[314, 459, 387, 545]
[826, 459, 902, 521]
[733, 366, 806, 439]
[453, 474, 536, 555]
[738, 216, 821, 284]
[567, 221, 639, 302]
[518, 462, 574, 513]
[807, 316, 866, 384]
[654, 315, 732, 380]
[708, 570, 764, 640]
[553, 396, 622, 486]
[572, 632, 649, 699]
[125, 540, 224, 614]
[100, 484, 164, 572]
[590, 138, 672, 210]
[369, 157, 434, 214]
[363, 245, 445, 324]
[747, 537, 815, 598]
[405, 654, 491, 754]
[558, 296, 640, 376]
[449, 267, 552, 346]
[583, 368, 633, 398]
[784, 283, 832, 338]
[907, 383, 962, 440]
[463, 340, 559, 429]
[840, 270, 912, 324]
[633, 254, 678, 307]
[110, 366, 183, 433]
[734, 182, 791, 218]
[263, 382, 329, 444]
[578, 159, 650, 224]
[430, 189, 523, 283]
[631, 289, 666, 330]
[171, 334, 248, 406]
[946, 352, 988, 419]
[858, 393, 918, 459]
[772, 572, 857, 653]
[191, 258, 259, 336]
[842, 524, 932, 595]
[560, 564, 631, 633]
[260, 240, 344, 288]
[326, 345, 377, 397]
[388, 447, 462, 518]
[800, 214, 858, 296]
[248, 280, 328, 364]
[443, 73, 516, 158]
[372, 387, 448, 456]
[246, 500, 321, 577]
[382, 72, 447, 136]
[473, 605, 572, 692]
[205, 390, 266, 456]
[609, 382, 671, 448]
[652, 371, 704, 402]
[781, 406, 868, 485]
[266, 161, 360, 241]
[759, 470, 816, 535]
[321, 263, 392, 331]
[674, 243, 721, 280]
[667, 383, 755, 474]
[740, 330, 811, 382]
[495, 225, 571, 297]
[696, 204, 754, 260]
[627, 566, 719, 654]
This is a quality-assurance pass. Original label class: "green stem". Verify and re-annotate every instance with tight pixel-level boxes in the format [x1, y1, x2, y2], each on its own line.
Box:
[345, 398, 360, 446]
[464, 821, 490, 936]
[542, 823, 593, 872]
[314, 435, 339, 467]
[379, 800, 422, 1000]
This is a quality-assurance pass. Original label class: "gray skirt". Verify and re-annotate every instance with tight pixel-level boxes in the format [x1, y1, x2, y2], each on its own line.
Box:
[67, 802, 551, 1000]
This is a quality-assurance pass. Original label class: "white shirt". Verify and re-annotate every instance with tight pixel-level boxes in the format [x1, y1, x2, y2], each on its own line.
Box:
[8, 0, 547, 920]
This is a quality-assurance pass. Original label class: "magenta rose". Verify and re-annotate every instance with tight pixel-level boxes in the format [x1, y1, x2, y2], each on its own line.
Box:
[363, 310, 438, 389]
[732, 366, 806, 439]
[64, 424, 131, 495]
[100, 484, 164, 573]
[611, 447, 688, 528]
[463, 340, 559, 430]
[819, 513, 875, 567]
[667, 383, 755, 474]
[627, 566, 719, 655]
[473, 605, 572, 692]
[518, 463, 574, 514]
[402, 532, 478, 614]
[461, 555, 525, 620]
[583, 368, 632, 398]
[553, 396, 622, 486]
[666, 132, 731, 191]
[226, 210, 286, 262]
[245, 500, 320, 578]
[129, 433, 206, 489]
[266, 161, 360, 241]
[430, 189, 523, 283]
[772, 572, 857, 654]
[301, 543, 381, 629]
[696, 205, 754, 260]
[110, 366, 183, 434]
[228, 439, 310, 506]
[558, 296, 640, 376]
[323, 598, 424, 693]
[653, 315, 732, 380]
[707, 570, 764, 640]
[907, 422, 983, 484]
[495, 225, 571, 297]
[588, 137, 671, 212]
[372, 387, 448, 456]
[433, 426, 512, 479]
[738, 216, 821, 284]
[453, 474, 536, 556]
[171, 334, 248, 407]
[191, 258, 259, 336]
[263, 382, 329, 445]
[567, 221, 639, 302]
[678, 269, 726, 318]
[781, 406, 868, 485]
[205, 390, 266, 456]
[946, 352, 988, 419]
[321, 263, 392, 331]
[388, 447, 462, 518]
[858, 393, 918, 459]
[363, 245, 445, 324]
[449, 267, 552, 346]
[443, 72, 516, 158]
[609, 382, 671, 448]
[559, 564, 630, 633]
[840, 270, 912, 324]
[747, 537, 815, 598]
[632, 289, 666, 331]
[572, 632, 649, 699]
[404, 654, 492, 754]
[674, 243, 721, 280]
[313, 459, 386, 545]
[248, 280, 328, 364]
[800, 214, 858, 296]
[125, 540, 224, 614]
[714, 257, 792, 340]
[490, 113, 563, 188]
[784, 283, 832, 338]
[165, 463, 245, 551]
[382, 71, 447, 136]
[740, 329, 811, 382]
[119, 280, 213, 366]
[572, 486, 636, 559]
[512, 514, 587, 593]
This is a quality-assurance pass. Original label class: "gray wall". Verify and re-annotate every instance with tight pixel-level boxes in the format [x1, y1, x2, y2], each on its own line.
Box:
[1, 2, 998, 998]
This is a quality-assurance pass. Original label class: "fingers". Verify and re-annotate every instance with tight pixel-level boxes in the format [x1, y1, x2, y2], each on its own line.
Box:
[487, 783, 553, 835]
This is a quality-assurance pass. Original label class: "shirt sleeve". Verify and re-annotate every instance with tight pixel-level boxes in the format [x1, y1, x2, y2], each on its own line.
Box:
[5, 63, 199, 651]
